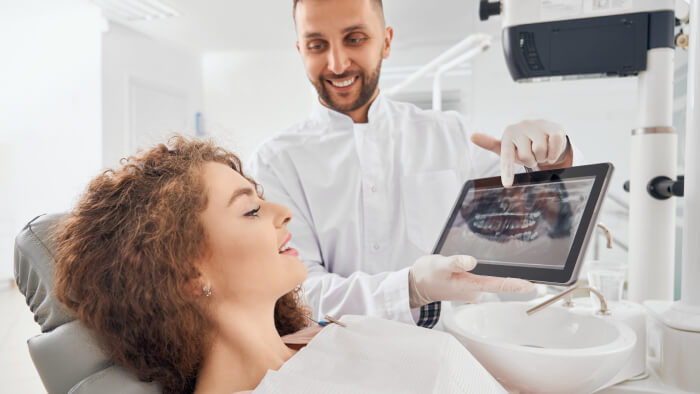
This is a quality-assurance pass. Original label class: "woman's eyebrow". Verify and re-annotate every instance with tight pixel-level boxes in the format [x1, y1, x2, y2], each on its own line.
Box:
[227, 187, 255, 207]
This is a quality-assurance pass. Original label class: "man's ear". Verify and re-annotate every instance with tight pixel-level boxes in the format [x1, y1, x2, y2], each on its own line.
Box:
[296, 41, 301, 53]
[383, 26, 394, 59]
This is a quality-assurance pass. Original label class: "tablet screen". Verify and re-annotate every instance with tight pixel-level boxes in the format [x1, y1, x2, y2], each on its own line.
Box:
[438, 176, 596, 269]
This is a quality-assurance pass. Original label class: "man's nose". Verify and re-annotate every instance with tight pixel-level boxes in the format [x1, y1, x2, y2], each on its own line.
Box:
[327, 46, 350, 75]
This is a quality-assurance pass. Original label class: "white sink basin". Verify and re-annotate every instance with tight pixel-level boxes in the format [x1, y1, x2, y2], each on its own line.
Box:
[444, 302, 636, 394]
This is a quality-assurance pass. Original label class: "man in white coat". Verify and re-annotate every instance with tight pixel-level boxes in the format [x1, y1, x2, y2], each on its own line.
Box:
[248, 0, 578, 328]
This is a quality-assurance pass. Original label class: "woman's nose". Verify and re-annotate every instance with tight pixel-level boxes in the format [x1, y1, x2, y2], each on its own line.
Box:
[271, 202, 292, 227]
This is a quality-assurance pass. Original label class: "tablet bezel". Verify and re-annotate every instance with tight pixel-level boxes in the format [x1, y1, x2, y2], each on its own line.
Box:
[431, 163, 614, 285]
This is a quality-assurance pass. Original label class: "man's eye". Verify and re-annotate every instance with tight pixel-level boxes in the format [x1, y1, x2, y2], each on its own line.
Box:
[307, 41, 326, 51]
[346, 35, 366, 45]
[245, 206, 261, 217]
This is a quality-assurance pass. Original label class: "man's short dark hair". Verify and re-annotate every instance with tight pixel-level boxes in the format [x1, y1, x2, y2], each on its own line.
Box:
[293, 0, 384, 21]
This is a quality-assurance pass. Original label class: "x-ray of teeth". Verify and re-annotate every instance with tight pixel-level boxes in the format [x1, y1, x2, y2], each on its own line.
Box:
[441, 177, 595, 269]
[461, 181, 576, 242]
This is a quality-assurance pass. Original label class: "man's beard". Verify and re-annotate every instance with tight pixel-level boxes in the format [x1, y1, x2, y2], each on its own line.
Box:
[313, 60, 382, 114]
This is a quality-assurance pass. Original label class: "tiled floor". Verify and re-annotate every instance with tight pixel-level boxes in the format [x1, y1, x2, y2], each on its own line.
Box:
[0, 281, 45, 393]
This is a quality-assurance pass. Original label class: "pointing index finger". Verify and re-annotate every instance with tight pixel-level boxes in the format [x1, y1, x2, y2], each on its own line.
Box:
[500, 140, 516, 188]
[470, 133, 502, 155]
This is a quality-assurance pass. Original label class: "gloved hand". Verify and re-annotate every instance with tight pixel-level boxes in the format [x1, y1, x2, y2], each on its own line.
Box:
[471, 119, 573, 188]
[408, 255, 534, 308]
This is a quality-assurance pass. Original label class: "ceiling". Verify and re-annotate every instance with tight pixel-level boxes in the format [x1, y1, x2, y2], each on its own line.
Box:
[101, 0, 485, 53]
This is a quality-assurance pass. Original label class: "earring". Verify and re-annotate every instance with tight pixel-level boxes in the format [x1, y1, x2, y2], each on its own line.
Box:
[202, 285, 212, 297]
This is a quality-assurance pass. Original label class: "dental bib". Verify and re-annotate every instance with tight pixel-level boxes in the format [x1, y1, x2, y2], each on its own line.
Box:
[253, 315, 505, 394]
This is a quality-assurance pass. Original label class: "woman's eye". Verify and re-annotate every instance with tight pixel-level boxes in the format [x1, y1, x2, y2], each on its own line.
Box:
[245, 206, 261, 217]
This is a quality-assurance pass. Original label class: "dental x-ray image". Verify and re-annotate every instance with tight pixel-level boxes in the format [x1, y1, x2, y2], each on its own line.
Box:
[439, 177, 595, 269]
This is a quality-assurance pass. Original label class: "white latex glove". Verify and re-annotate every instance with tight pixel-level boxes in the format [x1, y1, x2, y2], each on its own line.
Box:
[471, 119, 572, 188]
[408, 255, 534, 308]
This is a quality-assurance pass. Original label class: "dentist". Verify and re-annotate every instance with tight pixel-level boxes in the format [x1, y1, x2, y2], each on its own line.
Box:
[248, 0, 577, 328]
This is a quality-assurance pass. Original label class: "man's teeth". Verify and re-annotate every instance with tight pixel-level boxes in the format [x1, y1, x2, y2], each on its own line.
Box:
[331, 77, 355, 87]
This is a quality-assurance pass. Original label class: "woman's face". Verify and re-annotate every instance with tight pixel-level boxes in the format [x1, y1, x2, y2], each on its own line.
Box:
[198, 161, 307, 303]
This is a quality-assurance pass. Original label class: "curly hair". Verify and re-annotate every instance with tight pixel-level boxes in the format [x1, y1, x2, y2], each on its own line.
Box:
[54, 136, 310, 393]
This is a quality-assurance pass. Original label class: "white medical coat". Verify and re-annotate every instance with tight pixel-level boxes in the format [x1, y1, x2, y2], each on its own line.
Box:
[248, 94, 569, 324]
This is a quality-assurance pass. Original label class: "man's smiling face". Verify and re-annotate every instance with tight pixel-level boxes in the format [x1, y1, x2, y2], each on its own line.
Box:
[294, 0, 392, 120]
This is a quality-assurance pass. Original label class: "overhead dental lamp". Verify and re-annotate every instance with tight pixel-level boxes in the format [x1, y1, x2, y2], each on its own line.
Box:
[480, 0, 700, 391]
[481, 0, 675, 81]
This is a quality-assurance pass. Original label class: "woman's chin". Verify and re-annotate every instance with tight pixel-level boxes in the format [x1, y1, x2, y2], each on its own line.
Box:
[293, 263, 308, 286]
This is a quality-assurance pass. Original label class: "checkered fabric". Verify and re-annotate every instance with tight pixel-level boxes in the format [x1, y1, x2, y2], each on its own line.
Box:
[417, 301, 441, 328]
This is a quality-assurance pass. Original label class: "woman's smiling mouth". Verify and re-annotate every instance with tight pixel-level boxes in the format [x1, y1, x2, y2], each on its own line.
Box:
[278, 233, 299, 256]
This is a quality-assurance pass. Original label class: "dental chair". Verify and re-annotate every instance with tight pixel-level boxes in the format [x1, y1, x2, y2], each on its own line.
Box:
[13, 213, 160, 394]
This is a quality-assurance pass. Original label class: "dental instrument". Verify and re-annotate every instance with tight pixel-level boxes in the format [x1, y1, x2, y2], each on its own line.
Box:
[304, 314, 347, 328]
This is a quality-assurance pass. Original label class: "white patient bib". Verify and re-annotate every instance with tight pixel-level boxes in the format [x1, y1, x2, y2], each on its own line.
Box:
[253, 315, 506, 394]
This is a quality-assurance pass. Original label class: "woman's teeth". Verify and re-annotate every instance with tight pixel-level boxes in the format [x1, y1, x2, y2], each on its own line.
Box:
[279, 246, 290, 254]
[331, 77, 355, 87]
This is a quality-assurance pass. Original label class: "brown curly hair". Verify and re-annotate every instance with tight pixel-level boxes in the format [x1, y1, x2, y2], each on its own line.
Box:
[54, 136, 310, 393]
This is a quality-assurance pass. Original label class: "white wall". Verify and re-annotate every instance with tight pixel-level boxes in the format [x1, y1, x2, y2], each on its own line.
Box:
[102, 22, 204, 168]
[380, 42, 476, 114]
[0, 0, 103, 280]
[200, 43, 476, 164]
[202, 49, 316, 163]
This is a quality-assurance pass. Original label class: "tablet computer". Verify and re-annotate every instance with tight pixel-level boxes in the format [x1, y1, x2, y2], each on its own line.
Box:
[432, 163, 614, 285]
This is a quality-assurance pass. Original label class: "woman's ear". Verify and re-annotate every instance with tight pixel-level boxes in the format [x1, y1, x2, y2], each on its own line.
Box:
[186, 277, 209, 297]
[187, 264, 212, 297]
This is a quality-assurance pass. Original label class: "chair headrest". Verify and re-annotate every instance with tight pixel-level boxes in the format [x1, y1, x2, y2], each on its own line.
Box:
[16, 214, 161, 393]
[14, 213, 75, 332]
[27, 320, 112, 394]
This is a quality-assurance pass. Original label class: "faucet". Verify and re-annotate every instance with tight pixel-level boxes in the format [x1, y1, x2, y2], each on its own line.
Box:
[526, 285, 610, 316]
[597, 223, 613, 249]
[593, 223, 613, 260]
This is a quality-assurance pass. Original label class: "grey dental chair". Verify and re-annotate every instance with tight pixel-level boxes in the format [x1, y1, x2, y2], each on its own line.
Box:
[14, 213, 160, 394]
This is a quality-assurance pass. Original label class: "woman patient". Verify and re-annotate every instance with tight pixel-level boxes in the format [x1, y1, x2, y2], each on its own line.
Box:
[55, 136, 310, 393]
[54, 136, 505, 394]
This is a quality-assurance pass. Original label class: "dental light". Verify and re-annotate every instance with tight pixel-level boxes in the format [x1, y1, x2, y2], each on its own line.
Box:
[483, 0, 681, 303]
[481, 0, 700, 390]
[490, 0, 675, 82]
[480, 0, 700, 392]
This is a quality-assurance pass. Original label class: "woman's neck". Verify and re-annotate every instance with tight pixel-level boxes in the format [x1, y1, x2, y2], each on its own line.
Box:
[194, 301, 296, 393]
